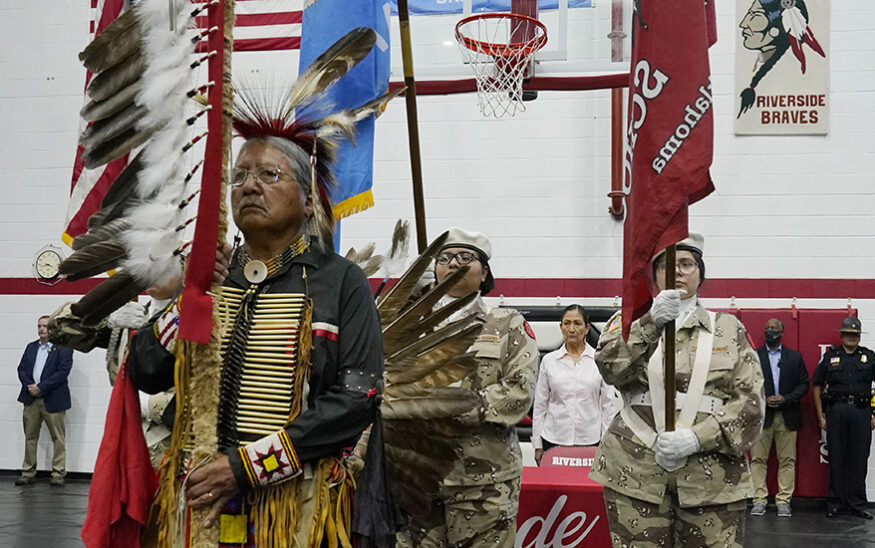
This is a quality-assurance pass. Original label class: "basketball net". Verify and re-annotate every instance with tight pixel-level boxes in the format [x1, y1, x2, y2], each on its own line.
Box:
[456, 13, 547, 118]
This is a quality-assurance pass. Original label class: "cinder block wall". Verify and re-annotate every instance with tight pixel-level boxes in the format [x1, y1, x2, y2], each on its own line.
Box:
[1, 1, 873, 497]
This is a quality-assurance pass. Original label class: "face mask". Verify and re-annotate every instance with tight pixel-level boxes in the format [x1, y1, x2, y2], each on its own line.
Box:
[764, 329, 782, 345]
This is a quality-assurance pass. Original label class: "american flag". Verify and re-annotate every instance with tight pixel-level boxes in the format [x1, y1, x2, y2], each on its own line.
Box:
[64, 0, 304, 244]
[197, 0, 303, 51]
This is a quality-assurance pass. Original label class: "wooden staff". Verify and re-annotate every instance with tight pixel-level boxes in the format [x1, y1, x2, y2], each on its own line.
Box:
[396, 0, 428, 252]
[664, 244, 676, 432]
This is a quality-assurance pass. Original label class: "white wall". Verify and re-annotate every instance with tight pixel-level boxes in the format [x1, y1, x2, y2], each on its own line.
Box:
[0, 297, 111, 473]
[1, 1, 874, 494]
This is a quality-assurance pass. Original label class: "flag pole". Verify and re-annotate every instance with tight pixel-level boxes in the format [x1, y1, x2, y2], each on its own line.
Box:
[396, 0, 428, 253]
[664, 244, 676, 432]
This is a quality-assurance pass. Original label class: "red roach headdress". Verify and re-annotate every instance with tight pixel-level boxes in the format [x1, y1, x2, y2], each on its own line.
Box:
[231, 27, 401, 247]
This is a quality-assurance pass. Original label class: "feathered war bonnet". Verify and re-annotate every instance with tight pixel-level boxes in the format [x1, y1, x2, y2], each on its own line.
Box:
[231, 27, 398, 248]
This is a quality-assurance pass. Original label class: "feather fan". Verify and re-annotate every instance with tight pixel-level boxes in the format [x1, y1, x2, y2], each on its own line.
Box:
[375, 230, 487, 523]
[344, 242, 382, 276]
[376, 231, 449, 324]
[380, 219, 410, 279]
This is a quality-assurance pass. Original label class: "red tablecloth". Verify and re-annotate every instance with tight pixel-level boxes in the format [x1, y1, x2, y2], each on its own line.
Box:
[516, 454, 611, 547]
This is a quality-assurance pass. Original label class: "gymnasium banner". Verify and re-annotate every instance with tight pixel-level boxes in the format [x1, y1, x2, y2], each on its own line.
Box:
[735, 0, 830, 135]
[391, 0, 592, 16]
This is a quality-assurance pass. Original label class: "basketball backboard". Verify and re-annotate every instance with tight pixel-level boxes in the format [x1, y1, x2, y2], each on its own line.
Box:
[388, 0, 630, 82]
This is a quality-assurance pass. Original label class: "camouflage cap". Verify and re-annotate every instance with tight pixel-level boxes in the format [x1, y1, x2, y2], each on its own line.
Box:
[652, 232, 705, 262]
[440, 227, 495, 295]
[442, 227, 492, 260]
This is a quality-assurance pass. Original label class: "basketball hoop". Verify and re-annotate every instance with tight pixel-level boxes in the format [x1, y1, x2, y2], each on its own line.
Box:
[455, 13, 548, 118]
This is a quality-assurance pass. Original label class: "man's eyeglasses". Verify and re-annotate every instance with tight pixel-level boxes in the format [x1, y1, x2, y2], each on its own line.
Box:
[230, 165, 291, 187]
[436, 251, 479, 266]
[655, 259, 698, 274]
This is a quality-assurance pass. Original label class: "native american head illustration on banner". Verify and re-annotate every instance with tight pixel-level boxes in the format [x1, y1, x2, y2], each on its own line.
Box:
[735, 0, 830, 135]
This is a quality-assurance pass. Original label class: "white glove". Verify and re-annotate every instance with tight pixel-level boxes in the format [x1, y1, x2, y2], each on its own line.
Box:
[109, 301, 148, 329]
[654, 428, 700, 472]
[139, 392, 151, 420]
[649, 289, 684, 328]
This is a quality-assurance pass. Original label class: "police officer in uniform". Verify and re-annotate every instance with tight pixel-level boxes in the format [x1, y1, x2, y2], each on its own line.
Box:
[812, 317, 875, 519]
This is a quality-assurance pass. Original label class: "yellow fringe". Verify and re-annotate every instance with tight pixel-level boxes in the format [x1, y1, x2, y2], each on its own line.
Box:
[289, 298, 314, 425]
[332, 189, 374, 221]
[308, 460, 333, 548]
[151, 338, 192, 547]
[246, 479, 303, 548]
[333, 462, 355, 548]
[306, 459, 355, 548]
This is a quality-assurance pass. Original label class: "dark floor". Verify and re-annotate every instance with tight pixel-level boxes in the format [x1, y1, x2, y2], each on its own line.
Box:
[1, 476, 875, 547]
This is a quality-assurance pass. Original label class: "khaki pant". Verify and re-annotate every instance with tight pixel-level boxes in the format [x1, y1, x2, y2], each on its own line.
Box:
[21, 399, 66, 479]
[604, 487, 746, 548]
[750, 412, 797, 505]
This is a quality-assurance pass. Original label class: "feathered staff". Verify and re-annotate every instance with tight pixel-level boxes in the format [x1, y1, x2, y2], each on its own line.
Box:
[54, 0, 218, 333]
[65, 2, 230, 547]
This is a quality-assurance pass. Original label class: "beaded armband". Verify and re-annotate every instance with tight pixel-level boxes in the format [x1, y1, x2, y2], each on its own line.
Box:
[238, 430, 302, 488]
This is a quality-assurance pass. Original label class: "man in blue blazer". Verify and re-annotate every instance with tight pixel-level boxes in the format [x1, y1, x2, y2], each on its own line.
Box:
[749, 318, 809, 518]
[16, 315, 74, 486]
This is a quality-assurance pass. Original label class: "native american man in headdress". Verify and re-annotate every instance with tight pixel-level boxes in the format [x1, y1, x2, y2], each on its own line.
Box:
[55, 2, 491, 545]
[124, 28, 401, 545]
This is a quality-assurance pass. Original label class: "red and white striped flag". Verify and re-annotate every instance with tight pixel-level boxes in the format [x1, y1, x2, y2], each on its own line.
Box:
[63, 0, 128, 246]
[64, 0, 305, 245]
[195, 0, 303, 52]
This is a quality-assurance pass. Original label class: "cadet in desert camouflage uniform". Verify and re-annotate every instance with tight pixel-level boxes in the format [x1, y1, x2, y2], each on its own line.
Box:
[590, 234, 764, 547]
[397, 228, 538, 548]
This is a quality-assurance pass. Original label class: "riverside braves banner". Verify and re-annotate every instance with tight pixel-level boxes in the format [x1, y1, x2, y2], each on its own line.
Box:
[621, 0, 716, 339]
[735, 0, 830, 134]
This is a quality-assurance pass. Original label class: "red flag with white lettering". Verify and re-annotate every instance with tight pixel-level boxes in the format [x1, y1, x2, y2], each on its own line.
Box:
[621, 0, 717, 340]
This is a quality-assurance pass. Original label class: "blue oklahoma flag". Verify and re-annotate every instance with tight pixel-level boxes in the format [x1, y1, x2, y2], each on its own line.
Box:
[299, 0, 392, 224]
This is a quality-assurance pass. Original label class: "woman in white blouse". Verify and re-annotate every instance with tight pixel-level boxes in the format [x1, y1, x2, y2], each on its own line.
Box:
[532, 305, 618, 465]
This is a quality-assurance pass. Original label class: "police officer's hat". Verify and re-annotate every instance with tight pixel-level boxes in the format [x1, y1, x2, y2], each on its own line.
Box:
[839, 316, 864, 334]
[440, 227, 495, 296]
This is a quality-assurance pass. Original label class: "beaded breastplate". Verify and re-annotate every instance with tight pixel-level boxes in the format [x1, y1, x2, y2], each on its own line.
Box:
[216, 287, 306, 445]
[212, 238, 312, 447]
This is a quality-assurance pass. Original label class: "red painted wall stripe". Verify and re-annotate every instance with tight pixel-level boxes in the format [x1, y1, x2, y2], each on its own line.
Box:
[2, 278, 871, 299]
